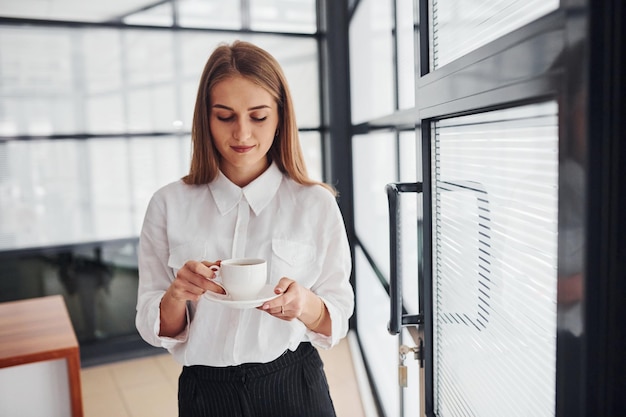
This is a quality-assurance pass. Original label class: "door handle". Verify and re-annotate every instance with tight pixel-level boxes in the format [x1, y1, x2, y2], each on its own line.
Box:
[386, 182, 423, 335]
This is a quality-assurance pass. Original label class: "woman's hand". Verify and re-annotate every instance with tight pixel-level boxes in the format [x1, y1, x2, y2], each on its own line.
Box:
[159, 260, 224, 337]
[260, 277, 331, 336]
[165, 260, 225, 303]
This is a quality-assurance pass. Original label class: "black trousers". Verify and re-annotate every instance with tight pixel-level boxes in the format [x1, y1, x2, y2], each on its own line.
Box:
[178, 342, 337, 417]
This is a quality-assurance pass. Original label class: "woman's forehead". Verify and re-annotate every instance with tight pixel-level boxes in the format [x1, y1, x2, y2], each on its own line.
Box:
[211, 76, 276, 109]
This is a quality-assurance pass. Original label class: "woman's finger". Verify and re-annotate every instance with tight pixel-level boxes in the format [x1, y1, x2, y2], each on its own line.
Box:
[274, 277, 295, 294]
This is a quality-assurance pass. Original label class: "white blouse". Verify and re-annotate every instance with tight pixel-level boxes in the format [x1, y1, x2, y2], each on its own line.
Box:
[135, 162, 354, 366]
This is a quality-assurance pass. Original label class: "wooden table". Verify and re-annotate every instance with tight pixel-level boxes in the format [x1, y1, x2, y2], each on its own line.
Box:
[0, 295, 83, 416]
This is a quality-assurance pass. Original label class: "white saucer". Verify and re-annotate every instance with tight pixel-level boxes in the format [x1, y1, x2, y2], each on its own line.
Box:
[203, 284, 280, 309]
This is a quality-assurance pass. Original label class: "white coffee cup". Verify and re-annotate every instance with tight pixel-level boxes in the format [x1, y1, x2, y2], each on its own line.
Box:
[209, 258, 267, 301]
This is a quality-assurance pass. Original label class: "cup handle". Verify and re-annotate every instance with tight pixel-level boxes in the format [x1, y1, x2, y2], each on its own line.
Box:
[207, 265, 228, 296]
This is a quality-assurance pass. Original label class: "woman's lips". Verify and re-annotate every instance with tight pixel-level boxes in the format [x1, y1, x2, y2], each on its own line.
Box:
[231, 145, 254, 153]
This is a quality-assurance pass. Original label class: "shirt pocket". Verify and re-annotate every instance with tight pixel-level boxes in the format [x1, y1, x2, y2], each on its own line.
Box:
[270, 239, 317, 287]
[167, 239, 207, 277]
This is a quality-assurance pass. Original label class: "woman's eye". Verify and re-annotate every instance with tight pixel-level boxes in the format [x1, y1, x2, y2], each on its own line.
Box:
[252, 116, 267, 122]
[217, 115, 234, 122]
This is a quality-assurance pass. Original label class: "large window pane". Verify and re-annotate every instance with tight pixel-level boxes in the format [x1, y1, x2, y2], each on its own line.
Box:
[127, 86, 177, 132]
[177, 0, 241, 30]
[298, 131, 323, 182]
[124, 30, 175, 86]
[0, 27, 78, 135]
[349, 0, 395, 124]
[82, 30, 123, 94]
[355, 247, 399, 417]
[432, 102, 559, 416]
[122, 3, 174, 27]
[128, 136, 191, 227]
[0, 27, 74, 95]
[86, 94, 125, 133]
[0, 136, 190, 252]
[353, 132, 397, 275]
[396, 0, 416, 110]
[86, 138, 134, 235]
[250, 0, 316, 34]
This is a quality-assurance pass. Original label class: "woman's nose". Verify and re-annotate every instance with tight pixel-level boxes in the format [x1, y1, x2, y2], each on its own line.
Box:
[233, 119, 251, 140]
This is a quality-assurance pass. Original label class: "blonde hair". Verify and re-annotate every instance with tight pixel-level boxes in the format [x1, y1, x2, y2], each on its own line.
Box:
[183, 40, 335, 195]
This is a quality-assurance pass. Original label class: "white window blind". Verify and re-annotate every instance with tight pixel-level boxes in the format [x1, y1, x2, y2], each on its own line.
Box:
[430, 0, 559, 69]
[432, 102, 559, 416]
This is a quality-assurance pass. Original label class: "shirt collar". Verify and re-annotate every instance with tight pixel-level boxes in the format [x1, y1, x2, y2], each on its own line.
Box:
[209, 161, 283, 216]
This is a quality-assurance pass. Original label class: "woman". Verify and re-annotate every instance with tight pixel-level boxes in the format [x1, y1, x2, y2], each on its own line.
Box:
[135, 40, 354, 417]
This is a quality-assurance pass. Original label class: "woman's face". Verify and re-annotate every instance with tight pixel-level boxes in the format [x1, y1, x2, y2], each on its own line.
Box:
[210, 75, 279, 187]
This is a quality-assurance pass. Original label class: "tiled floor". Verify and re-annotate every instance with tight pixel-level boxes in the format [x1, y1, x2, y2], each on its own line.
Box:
[81, 336, 368, 417]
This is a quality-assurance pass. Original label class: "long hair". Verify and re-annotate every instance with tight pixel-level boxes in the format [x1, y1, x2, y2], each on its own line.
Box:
[183, 40, 335, 195]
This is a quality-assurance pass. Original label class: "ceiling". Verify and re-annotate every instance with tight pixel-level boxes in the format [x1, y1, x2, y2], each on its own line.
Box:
[0, 0, 161, 22]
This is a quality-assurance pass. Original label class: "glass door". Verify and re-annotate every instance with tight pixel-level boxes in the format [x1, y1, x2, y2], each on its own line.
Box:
[412, 0, 588, 416]
[350, 0, 591, 415]
[428, 105, 560, 416]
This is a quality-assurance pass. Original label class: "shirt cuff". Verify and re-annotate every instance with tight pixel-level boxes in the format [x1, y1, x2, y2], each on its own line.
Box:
[153, 298, 190, 349]
[305, 297, 343, 349]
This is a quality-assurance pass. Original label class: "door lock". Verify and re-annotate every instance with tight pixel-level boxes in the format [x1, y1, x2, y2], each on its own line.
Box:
[400, 344, 422, 361]
[398, 344, 422, 388]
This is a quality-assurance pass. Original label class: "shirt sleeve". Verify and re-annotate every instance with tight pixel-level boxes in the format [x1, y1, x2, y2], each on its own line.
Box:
[306, 194, 354, 349]
[135, 191, 190, 348]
